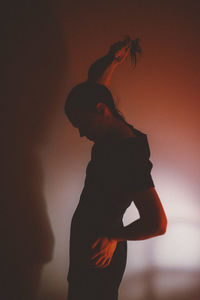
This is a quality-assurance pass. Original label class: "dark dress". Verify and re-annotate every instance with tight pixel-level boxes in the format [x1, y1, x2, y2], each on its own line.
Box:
[67, 125, 155, 300]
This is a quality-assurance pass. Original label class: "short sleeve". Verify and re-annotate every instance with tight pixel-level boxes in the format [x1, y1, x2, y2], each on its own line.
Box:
[97, 135, 155, 196]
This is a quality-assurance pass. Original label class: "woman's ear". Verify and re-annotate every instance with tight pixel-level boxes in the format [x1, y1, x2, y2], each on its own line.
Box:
[96, 102, 106, 114]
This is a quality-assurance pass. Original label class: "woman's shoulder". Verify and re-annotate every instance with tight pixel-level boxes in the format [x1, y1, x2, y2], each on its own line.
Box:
[116, 126, 151, 162]
[118, 125, 147, 147]
[91, 124, 149, 161]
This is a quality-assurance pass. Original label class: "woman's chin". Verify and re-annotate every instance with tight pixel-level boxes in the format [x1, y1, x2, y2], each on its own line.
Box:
[86, 136, 95, 142]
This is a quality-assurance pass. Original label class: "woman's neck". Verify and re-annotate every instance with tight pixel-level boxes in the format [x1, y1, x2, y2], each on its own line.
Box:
[95, 119, 135, 145]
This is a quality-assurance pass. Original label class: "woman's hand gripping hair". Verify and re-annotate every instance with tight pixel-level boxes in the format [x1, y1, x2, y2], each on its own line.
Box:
[88, 36, 142, 88]
[109, 36, 142, 67]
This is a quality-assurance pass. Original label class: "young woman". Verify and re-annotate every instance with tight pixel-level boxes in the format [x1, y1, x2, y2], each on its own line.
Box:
[65, 37, 167, 300]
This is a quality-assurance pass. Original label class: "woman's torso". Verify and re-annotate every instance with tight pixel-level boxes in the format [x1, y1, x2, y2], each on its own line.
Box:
[68, 124, 154, 281]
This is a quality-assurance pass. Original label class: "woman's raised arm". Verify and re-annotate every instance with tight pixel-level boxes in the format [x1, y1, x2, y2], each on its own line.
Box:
[87, 37, 133, 88]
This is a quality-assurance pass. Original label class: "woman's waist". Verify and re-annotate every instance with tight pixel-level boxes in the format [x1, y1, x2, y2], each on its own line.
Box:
[71, 217, 123, 243]
[72, 211, 123, 230]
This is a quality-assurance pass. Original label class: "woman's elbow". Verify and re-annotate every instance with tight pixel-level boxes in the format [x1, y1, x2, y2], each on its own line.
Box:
[157, 215, 168, 235]
[149, 214, 167, 236]
[143, 212, 168, 237]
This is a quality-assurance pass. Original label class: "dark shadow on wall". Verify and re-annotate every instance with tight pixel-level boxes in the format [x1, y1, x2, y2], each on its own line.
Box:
[1, 154, 53, 300]
[1, 1, 67, 299]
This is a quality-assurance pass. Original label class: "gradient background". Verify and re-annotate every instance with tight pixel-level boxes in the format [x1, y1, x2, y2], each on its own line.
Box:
[2, 0, 200, 299]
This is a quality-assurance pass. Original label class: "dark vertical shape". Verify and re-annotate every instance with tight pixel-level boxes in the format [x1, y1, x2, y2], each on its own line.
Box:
[1, 0, 67, 299]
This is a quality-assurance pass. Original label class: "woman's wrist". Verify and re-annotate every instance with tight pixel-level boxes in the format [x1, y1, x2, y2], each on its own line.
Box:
[108, 227, 126, 242]
[107, 52, 122, 67]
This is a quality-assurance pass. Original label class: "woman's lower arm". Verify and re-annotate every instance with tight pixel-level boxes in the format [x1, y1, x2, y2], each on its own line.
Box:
[111, 218, 166, 242]
[88, 54, 119, 88]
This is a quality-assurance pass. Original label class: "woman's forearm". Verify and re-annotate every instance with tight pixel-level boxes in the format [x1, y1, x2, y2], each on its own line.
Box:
[88, 54, 119, 88]
[111, 218, 166, 242]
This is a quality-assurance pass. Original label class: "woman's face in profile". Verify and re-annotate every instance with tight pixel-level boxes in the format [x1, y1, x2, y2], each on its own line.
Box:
[70, 110, 106, 142]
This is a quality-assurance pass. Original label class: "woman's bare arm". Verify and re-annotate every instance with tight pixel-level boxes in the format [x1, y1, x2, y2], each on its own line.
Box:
[90, 187, 167, 268]
[88, 38, 132, 88]
[111, 187, 167, 242]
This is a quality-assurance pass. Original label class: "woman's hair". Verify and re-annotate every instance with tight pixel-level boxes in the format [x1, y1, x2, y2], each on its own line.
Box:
[65, 81, 128, 124]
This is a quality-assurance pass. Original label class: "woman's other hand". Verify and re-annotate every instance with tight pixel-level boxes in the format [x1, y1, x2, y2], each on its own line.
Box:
[91, 237, 117, 268]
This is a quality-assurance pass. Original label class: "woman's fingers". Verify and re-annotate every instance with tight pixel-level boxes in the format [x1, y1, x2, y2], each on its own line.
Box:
[91, 250, 103, 260]
[114, 44, 132, 63]
[91, 250, 108, 267]
[109, 38, 131, 56]
[91, 255, 105, 268]
[91, 251, 113, 268]
[91, 238, 101, 249]
[95, 257, 111, 269]
[101, 258, 111, 268]
[95, 255, 106, 265]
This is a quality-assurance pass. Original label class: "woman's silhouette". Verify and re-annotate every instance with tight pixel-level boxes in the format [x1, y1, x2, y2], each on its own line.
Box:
[65, 37, 167, 300]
